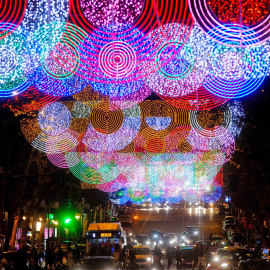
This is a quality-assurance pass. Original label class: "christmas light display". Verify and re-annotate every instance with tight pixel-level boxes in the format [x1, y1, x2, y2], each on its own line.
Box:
[204, 34, 268, 98]
[21, 0, 69, 36]
[0, 0, 27, 29]
[208, 0, 270, 27]
[0, 23, 33, 97]
[188, 0, 270, 47]
[144, 24, 214, 98]
[38, 102, 71, 136]
[80, 0, 145, 28]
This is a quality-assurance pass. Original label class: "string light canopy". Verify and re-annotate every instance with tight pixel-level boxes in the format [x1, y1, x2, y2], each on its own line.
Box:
[21, 0, 69, 36]
[144, 23, 214, 98]
[0, 23, 33, 98]
[79, 0, 145, 28]
[188, 0, 270, 47]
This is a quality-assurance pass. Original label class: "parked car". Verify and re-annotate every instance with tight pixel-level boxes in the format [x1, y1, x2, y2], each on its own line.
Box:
[212, 235, 224, 243]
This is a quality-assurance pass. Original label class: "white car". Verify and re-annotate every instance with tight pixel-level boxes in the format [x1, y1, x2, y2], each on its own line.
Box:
[133, 245, 153, 269]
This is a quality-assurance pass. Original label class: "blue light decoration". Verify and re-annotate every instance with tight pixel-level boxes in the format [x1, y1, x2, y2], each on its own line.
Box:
[21, 0, 69, 36]
[201, 186, 222, 203]
[29, 22, 89, 96]
[38, 102, 71, 136]
[145, 117, 172, 131]
[109, 188, 130, 205]
[0, 23, 33, 97]
[204, 25, 269, 99]
[155, 41, 194, 80]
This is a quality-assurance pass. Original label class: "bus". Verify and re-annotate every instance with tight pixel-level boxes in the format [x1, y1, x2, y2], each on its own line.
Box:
[86, 223, 126, 254]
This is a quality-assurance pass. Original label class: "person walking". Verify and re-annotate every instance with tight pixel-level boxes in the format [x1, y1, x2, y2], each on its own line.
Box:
[192, 244, 199, 270]
[166, 246, 173, 269]
[175, 246, 183, 269]
[197, 244, 205, 270]
[204, 246, 211, 268]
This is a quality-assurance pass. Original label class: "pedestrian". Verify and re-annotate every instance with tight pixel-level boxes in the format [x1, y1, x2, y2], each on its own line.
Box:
[45, 245, 53, 270]
[197, 244, 204, 270]
[113, 244, 120, 262]
[73, 244, 80, 265]
[118, 246, 126, 269]
[209, 234, 213, 241]
[166, 246, 173, 269]
[153, 245, 163, 267]
[175, 246, 183, 269]
[129, 247, 138, 269]
[204, 246, 211, 268]
[192, 244, 198, 270]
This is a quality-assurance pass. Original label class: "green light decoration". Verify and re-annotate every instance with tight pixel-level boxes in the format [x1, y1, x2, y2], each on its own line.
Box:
[155, 41, 194, 80]
[32, 22, 88, 79]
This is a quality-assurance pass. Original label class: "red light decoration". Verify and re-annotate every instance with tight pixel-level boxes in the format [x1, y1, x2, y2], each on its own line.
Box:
[208, 0, 270, 27]
[0, 0, 27, 32]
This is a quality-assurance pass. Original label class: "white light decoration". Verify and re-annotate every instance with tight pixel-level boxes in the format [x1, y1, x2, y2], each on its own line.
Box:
[144, 23, 215, 98]
[21, 0, 69, 36]
[79, 0, 145, 28]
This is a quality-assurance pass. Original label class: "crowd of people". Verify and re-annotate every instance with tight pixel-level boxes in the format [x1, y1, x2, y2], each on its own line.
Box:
[0, 243, 82, 270]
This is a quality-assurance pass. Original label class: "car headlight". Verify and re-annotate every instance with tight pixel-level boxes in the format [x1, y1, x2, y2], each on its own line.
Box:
[159, 240, 163, 244]
[154, 235, 157, 238]
[147, 258, 151, 261]
[194, 231, 198, 235]
[221, 263, 228, 267]
[214, 256, 219, 261]
[186, 240, 190, 243]
[182, 236, 185, 239]
[146, 241, 150, 244]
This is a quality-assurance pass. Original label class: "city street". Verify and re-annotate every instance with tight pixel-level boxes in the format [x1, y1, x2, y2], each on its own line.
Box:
[133, 205, 223, 269]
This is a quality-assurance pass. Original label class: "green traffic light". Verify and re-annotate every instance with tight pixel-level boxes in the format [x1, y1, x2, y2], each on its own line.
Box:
[65, 218, 71, 224]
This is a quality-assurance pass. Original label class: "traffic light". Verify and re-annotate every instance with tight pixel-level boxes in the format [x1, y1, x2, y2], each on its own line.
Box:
[64, 218, 71, 224]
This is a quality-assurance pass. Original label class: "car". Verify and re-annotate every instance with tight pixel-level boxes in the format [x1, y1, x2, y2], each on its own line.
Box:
[135, 234, 150, 246]
[238, 258, 270, 270]
[212, 235, 224, 243]
[160, 233, 177, 247]
[78, 256, 116, 269]
[142, 202, 153, 208]
[185, 226, 199, 236]
[179, 246, 194, 268]
[133, 245, 153, 269]
[148, 230, 164, 242]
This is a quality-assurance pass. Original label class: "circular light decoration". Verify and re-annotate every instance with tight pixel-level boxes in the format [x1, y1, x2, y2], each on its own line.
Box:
[97, 174, 127, 193]
[82, 102, 141, 152]
[187, 127, 235, 153]
[134, 100, 191, 153]
[144, 23, 214, 98]
[201, 186, 222, 203]
[109, 188, 129, 204]
[76, 24, 156, 84]
[46, 129, 80, 168]
[79, 0, 145, 28]
[31, 22, 87, 79]
[208, 0, 270, 27]
[204, 37, 268, 99]
[156, 41, 194, 80]
[0, 0, 27, 31]
[70, 0, 194, 39]
[0, 23, 33, 97]
[21, 0, 69, 36]
[38, 102, 71, 136]
[188, 0, 270, 47]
